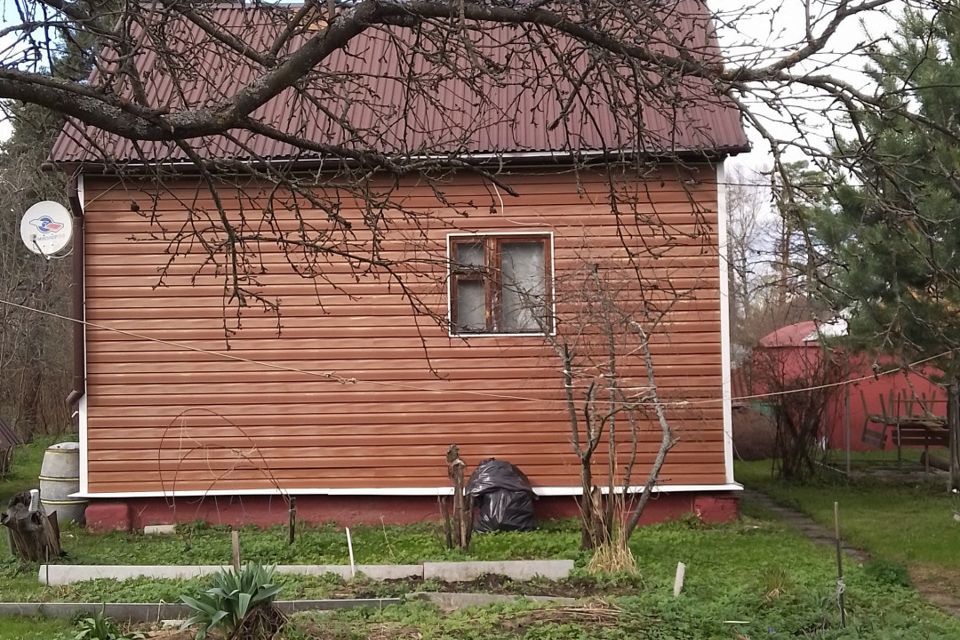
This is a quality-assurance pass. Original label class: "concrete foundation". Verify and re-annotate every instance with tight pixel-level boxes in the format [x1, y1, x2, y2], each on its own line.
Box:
[82, 491, 741, 532]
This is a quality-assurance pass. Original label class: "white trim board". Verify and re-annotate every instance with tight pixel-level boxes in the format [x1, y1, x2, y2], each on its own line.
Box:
[72, 149, 734, 172]
[716, 160, 735, 485]
[72, 483, 742, 499]
[77, 174, 90, 495]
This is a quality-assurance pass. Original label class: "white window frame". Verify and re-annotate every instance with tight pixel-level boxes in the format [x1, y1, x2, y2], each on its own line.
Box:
[446, 231, 557, 338]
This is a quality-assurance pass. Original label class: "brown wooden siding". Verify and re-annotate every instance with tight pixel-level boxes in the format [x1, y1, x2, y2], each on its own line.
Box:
[81, 167, 728, 494]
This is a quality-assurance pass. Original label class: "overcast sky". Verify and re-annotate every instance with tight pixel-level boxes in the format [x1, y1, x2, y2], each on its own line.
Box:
[714, 0, 898, 171]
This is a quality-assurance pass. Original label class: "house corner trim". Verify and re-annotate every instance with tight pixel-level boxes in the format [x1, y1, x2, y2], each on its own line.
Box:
[716, 161, 735, 484]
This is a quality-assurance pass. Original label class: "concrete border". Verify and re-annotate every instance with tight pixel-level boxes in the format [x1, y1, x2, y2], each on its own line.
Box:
[0, 599, 402, 622]
[423, 560, 574, 582]
[39, 564, 422, 586]
[39, 560, 573, 586]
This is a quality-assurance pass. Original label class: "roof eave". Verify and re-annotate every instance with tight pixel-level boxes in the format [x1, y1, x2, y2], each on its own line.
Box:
[50, 144, 751, 175]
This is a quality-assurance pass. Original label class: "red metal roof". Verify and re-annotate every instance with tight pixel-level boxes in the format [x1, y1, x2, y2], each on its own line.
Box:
[758, 321, 820, 348]
[50, 2, 749, 165]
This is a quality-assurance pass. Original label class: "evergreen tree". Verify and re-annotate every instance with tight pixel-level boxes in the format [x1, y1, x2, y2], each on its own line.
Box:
[811, 5, 960, 380]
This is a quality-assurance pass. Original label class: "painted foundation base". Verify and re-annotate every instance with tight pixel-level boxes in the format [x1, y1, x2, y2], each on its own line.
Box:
[85, 492, 740, 533]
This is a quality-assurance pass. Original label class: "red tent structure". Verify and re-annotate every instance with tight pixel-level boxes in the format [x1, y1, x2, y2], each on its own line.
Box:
[739, 321, 947, 458]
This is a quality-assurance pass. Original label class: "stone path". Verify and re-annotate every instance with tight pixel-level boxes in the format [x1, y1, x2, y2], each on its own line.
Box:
[743, 490, 869, 563]
[744, 489, 960, 618]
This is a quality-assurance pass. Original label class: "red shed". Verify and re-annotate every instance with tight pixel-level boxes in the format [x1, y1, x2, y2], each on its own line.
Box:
[745, 321, 945, 454]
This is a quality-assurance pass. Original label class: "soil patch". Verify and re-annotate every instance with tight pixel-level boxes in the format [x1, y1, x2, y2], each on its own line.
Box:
[295, 602, 627, 639]
[343, 574, 639, 599]
[910, 566, 960, 618]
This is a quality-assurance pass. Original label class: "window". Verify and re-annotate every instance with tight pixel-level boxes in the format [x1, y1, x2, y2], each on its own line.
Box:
[449, 234, 553, 335]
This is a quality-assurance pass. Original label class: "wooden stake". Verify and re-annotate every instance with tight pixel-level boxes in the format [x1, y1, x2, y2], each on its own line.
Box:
[843, 389, 851, 475]
[949, 383, 960, 491]
[439, 496, 453, 549]
[673, 562, 686, 597]
[231, 530, 241, 571]
[834, 502, 846, 627]
[346, 527, 356, 579]
[288, 497, 297, 546]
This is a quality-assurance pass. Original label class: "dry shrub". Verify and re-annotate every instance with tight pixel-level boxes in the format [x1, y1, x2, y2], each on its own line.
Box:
[502, 602, 623, 631]
[585, 524, 637, 575]
[733, 407, 777, 460]
[230, 606, 286, 640]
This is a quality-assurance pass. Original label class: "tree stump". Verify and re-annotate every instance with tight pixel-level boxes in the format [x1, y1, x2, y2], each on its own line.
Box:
[1, 491, 61, 563]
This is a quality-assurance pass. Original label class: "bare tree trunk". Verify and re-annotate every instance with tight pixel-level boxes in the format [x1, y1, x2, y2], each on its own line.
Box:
[624, 324, 675, 540]
[949, 382, 960, 492]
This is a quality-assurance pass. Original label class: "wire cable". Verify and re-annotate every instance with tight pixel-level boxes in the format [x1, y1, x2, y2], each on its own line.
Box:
[0, 296, 954, 408]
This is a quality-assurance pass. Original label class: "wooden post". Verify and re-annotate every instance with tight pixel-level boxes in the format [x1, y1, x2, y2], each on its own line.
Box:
[439, 496, 453, 549]
[288, 497, 297, 546]
[834, 502, 846, 627]
[949, 383, 960, 492]
[843, 389, 851, 475]
[231, 530, 241, 571]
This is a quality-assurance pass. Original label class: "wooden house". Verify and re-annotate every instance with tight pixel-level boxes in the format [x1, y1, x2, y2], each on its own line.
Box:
[48, 2, 749, 530]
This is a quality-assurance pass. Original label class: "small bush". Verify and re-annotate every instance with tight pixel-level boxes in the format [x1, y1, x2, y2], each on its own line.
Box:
[864, 559, 912, 588]
[73, 610, 143, 640]
[181, 562, 285, 640]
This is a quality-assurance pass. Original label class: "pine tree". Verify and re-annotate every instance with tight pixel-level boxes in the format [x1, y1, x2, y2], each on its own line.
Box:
[811, 5, 960, 380]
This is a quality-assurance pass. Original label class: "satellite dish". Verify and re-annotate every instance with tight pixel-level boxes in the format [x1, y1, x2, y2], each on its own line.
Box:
[20, 201, 73, 256]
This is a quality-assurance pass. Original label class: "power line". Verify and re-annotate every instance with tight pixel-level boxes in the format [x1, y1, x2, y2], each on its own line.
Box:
[0, 297, 546, 404]
[0, 296, 953, 409]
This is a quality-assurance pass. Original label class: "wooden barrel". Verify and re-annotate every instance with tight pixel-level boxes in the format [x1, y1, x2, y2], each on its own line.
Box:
[39, 442, 86, 524]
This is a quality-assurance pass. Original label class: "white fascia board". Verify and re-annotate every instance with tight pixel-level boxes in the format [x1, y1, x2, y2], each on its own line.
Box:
[72, 483, 742, 499]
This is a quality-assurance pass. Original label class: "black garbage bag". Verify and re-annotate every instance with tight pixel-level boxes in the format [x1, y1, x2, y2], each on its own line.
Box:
[467, 458, 537, 532]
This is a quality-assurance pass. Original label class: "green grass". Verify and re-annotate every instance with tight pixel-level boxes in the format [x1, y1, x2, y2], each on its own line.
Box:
[3, 441, 960, 637]
[53, 519, 582, 566]
[3, 520, 585, 603]
[7, 517, 960, 638]
[818, 447, 928, 470]
[282, 587, 960, 640]
[0, 617, 72, 640]
[737, 460, 959, 567]
[737, 458, 960, 599]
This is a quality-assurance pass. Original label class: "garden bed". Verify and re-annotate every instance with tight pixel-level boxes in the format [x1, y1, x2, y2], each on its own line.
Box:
[5, 513, 960, 638]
